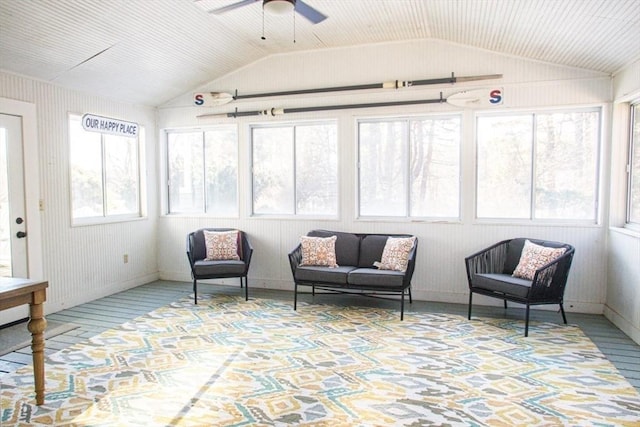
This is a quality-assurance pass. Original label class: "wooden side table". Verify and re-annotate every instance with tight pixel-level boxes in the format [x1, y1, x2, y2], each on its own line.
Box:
[0, 277, 48, 405]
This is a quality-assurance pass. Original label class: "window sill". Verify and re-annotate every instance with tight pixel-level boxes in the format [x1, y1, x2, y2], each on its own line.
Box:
[72, 215, 147, 227]
[609, 226, 640, 239]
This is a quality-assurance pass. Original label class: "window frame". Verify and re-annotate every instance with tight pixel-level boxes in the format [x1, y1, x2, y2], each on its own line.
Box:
[474, 106, 602, 225]
[164, 125, 239, 217]
[69, 113, 144, 226]
[626, 101, 640, 229]
[250, 120, 339, 218]
[356, 113, 463, 221]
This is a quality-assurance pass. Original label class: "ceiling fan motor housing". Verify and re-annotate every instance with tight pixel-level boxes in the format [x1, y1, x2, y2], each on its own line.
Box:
[263, 0, 295, 15]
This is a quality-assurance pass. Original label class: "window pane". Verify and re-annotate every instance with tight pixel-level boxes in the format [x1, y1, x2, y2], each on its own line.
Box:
[167, 132, 204, 213]
[535, 112, 599, 220]
[253, 127, 294, 214]
[70, 116, 103, 218]
[359, 121, 407, 216]
[296, 124, 338, 215]
[410, 117, 460, 217]
[204, 128, 238, 216]
[477, 115, 533, 218]
[629, 104, 640, 224]
[104, 135, 139, 215]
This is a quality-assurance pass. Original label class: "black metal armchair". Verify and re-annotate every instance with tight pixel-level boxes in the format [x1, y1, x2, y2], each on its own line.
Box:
[186, 228, 253, 304]
[465, 238, 575, 337]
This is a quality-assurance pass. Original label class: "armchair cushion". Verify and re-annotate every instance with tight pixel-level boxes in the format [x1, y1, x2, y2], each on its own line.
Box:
[203, 229, 240, 261]
[193, 259, 246, 276]
[300, 235, 339, 267]
[471, 273, 533, 298]
[512, 239, 566, 280]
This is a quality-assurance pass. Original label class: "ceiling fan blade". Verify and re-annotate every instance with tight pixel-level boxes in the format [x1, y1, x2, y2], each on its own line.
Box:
[295, 0, 327, 24]
[209, 0, 259, 14]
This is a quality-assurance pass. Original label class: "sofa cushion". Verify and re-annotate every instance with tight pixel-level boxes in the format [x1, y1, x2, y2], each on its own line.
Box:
[512, 239, 567, 280]
[357, 235, 388, 267]
[308, 230, 360, 267]
[300, 235, 338, 267]
[193, 259, 246, 276]
[471, 273, 532, 298]
[295, 265, 355, 285]
[347, 268, 406, 288]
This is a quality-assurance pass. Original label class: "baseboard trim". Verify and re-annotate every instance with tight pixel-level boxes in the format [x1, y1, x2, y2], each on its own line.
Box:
[604, 305, 640, 345]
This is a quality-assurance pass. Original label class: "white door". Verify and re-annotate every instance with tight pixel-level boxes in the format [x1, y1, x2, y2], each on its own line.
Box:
[0, 113, 29, 325]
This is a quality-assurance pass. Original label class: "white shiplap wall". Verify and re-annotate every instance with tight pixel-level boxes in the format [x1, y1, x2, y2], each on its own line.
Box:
[158, 39, 611, 314]
[0, 72, 159, 315]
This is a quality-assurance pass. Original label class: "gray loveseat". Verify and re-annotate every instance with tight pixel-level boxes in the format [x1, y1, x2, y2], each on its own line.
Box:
[288, 230, 418, 320]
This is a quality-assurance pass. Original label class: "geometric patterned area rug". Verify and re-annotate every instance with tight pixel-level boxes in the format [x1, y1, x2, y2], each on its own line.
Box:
[2, 295, 639, 426]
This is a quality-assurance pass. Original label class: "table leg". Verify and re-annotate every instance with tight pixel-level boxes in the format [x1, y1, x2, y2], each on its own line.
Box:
[27, 289, 47, 405]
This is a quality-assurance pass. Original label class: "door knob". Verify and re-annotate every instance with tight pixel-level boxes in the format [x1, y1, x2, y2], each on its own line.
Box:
[16, 231, 27, 238]
[16, 217, 24, 224]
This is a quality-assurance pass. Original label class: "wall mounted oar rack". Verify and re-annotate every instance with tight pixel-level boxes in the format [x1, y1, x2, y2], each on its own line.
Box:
[196, 72, 502, 119]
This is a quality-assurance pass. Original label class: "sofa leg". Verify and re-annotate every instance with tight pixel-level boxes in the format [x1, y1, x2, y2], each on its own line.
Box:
[408, 286, 413, 304]
[400, 290, 405, 321]
[243, 277, 249, 301]
[293, 283, 298, 311]
[468, 292, 473, 320]
[193, 279, 198, 305]
[524, 304, 530, 337]
[559, 302, 567, 324]
[504, 299, 508, 309]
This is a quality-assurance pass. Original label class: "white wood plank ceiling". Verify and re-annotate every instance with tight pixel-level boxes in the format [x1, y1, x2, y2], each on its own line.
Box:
[1, 0, 638, 106]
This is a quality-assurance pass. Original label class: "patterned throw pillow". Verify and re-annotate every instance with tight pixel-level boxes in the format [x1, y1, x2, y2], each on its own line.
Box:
[300, 235, 338, 268]
[376, 236, 416, 272]
[203, 230, 240, 261]
[512, 239, 566, 280]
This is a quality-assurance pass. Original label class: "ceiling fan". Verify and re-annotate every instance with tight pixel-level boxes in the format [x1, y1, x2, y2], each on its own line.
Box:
[209, 0, 327, 24]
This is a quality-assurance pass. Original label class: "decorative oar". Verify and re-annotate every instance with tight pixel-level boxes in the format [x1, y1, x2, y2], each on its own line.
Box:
[193, 73, 502, 107]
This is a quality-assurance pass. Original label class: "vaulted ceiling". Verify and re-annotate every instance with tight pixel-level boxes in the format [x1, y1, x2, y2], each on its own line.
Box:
[1, 0, 638, 106]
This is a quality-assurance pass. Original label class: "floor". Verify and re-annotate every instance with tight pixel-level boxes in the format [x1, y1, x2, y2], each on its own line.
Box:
[1, 280, 639, 392]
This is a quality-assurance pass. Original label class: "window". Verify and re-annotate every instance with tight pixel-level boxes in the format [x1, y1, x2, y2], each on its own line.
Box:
[358, 115, 461, 218]
[252, 122, 337, 216]
[476, 109, 600, 221]
[166, 126, 238, 215]
[69, 114, 142, 222]
[628, 102, 640, 226]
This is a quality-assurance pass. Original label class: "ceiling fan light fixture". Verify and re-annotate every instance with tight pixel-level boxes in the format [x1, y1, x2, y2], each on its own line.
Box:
[263, 0, 295, 15]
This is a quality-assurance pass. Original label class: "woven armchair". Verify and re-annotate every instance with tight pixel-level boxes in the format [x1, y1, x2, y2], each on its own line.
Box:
[186, 228, 253, 304]
[465, 238, 575, 337]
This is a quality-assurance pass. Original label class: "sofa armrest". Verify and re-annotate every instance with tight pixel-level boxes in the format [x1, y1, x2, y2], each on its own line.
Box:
[240, 232, 254, 273]
[402, 238, 418, 285]
[288, 244, 303, 275]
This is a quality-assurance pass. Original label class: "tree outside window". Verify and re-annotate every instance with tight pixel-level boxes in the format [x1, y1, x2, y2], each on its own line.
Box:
[476, 109, 600, 221]
[166, 126, 238, 216]
[358, 115, 460, 219]
[252, 122, 337, 216]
